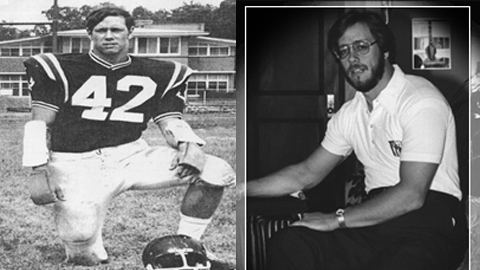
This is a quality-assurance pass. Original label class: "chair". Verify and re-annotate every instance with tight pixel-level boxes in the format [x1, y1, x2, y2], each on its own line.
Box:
[247, 196, 307, 270]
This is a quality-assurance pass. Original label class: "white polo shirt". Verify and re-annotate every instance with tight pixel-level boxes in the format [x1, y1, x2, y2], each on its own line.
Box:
[322, 65, 461, 200]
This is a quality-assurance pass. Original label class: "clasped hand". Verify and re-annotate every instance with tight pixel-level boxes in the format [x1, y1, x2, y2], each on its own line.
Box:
[29, 165, 65, 205]
[170, 142, 206, 181]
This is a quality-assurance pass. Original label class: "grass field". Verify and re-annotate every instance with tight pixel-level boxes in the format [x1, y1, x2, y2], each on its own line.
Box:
[0, 112, 236, 270]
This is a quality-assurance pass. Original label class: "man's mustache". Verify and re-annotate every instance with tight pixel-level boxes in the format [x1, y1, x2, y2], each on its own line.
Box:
[348, 64, 368, 73]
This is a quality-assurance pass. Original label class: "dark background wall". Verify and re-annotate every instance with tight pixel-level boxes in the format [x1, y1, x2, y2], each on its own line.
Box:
[247, 8, 349, 213]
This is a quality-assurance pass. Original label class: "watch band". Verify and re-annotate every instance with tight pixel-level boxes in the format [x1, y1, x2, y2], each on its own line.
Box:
[336, 208, 346, 228]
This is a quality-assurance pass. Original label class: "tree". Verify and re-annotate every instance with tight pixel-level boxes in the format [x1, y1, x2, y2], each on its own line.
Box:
[170, 2, 215, 24]
[131, 6, 172, 24]
[79, 5, 94, 21]
[0, 26, 20, 41]
[43, 5, 90, 31]
[170, 0, 236, 39]
[132, 6, 155, 20]
[209, 0, 235, 39]
[42, 3, 124, 31]
[0, 23, 32, 41]
[33, 25, 49, 37]
[37, 1, 235, 39]
[153, 9, 172, 24]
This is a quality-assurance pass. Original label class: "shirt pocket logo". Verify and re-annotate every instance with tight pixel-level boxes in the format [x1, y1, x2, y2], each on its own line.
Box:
[388, 140, 402, 157]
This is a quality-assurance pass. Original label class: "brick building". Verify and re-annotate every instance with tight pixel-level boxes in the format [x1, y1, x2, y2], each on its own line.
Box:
[0, 23, 235, 111]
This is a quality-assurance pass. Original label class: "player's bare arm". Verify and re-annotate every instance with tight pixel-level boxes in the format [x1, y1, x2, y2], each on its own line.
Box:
[291, 160, 438, 231]
[247, 146, 344, 198]
[23, 106, 64, 204]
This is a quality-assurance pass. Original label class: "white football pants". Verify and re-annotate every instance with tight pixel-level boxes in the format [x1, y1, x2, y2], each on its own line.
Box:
[48, 138, 235, 261]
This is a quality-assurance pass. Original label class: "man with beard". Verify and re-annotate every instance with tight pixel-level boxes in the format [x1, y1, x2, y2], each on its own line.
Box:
[246, 10, 466, 270]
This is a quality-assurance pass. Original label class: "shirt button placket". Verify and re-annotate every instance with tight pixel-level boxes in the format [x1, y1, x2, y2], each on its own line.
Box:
[369, 122, 374, 145]
[369, 106, 378, 145]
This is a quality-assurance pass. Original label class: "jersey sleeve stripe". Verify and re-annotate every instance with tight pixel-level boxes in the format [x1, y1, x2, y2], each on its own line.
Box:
[153, 112, 183, 123]
[32, 55, 56, 81]
[44, 53, 69, 103]
[31, 100, 60, 112]
[161, 62, 182, 98]
[171, 65, 194, 90]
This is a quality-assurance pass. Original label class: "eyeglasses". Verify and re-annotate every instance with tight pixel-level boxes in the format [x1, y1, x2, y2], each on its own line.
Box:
[334, 40, 378, 60]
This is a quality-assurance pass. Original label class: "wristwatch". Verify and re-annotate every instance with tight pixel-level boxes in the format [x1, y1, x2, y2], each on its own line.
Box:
[335, 208, 347, 228]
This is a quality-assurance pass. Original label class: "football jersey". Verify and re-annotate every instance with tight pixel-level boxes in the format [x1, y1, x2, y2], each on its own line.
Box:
[24, 52, 192, 152]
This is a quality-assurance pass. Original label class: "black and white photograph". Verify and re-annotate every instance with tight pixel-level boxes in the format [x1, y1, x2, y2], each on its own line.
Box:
[0, 0, 236, 269]
[244, 2, 470, 270]
[412, 18, 451, 70]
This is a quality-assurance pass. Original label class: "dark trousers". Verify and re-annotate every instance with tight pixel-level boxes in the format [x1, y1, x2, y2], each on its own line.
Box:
[267, 190, 467, 270]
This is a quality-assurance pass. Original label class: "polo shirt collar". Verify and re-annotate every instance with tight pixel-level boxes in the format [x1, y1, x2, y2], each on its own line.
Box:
[89, 50, 132, 70]
[374, 64, 406, 114]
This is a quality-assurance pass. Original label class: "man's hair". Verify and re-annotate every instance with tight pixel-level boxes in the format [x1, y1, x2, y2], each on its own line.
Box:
[85, 5, 135, 34]
[327, 10, 396, 62]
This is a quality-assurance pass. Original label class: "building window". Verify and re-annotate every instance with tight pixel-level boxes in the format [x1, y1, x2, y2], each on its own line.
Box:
[70, 38, 90, 53]
[128, 38, 135, 53]
[22, 48, 32, 56]
[72, 38, 81, 53]
[160, 38, 169, 54]
[61, 38, 90, 53]
[207, 74, 229, 91]
[187, 74, 230, 94]
[0, 48, 20, 56]
[81, 39, 90, 53]
[136, 37, 180, 55]
[188, 43, 208, 56]
[148, 38, 157, 53]
[138, 37, 157, 54]
[0, 75, 29, 97]
[210, 46, 229, 56]
[188, 42, 232, 56]
[187, 74, 206, 95]
[159, 37, 179, 54]
[21, 47, 42, 56]
[43, 39, 53, 53]
[170, 38, 179, 53]
[22, 81, 29, 96]
[0, 40, 53, 56]
[137, 38, 146, 54]
[208, 81, 217, 89]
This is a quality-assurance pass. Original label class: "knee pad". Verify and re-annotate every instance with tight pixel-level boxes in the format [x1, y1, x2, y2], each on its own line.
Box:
[200, 155, 236, 187]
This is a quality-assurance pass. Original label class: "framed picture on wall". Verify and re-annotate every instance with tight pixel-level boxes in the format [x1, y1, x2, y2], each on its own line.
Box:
[412, 18, 451, 70]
